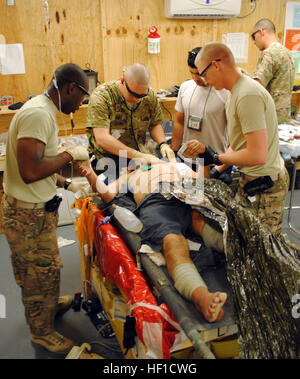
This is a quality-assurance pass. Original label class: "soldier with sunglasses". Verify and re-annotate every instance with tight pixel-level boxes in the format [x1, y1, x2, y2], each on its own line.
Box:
[252, 18, 295, 125]
[86, 63, 175, 180]
[2, 63, 90, 355]
[183, 42, 289, 238]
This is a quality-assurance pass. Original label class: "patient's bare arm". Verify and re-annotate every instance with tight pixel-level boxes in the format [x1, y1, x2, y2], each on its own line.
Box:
[74, 160, 97, 189]
[74, 160, 134, 203]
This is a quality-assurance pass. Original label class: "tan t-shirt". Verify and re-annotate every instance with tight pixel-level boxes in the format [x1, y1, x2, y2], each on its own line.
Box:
[3, 94, 59, 202]
[226, 75, 284, 177]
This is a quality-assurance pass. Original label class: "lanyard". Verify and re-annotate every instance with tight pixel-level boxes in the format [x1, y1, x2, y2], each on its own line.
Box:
[187, 85, 212, 129]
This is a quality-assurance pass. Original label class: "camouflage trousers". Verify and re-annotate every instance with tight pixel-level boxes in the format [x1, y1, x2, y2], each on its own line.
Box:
[1, 195, 61, 336]
[236, 169, 289, 237]
[277, 108, 291, 125]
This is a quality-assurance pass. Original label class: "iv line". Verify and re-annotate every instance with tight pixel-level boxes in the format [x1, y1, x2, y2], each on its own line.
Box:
[43, 0, 68, 137]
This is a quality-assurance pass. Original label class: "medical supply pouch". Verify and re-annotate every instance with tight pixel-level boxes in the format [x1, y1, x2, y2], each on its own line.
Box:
[45, 195, 62, 213]
[244, 175, 274, 196]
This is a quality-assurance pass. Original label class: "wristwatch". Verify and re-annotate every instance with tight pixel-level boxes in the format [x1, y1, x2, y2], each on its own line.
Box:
[64, 178, 72, 190]
[198, 145, 222, 166]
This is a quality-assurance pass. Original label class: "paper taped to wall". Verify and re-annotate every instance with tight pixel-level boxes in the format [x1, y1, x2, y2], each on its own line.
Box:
[222, 33, 249, 63]
[0, 43, 26, 75]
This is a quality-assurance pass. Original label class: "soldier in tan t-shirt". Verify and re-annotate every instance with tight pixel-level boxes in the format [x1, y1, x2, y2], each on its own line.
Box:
[182, 42, 289, 237]
[2, 63, 90, 355]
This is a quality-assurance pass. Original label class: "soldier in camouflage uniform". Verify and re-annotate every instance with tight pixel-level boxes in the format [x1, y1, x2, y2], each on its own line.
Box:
[1, 64, 90, 355]
[252, 18, 295, 125]
[2, 201, 61, 336]
[86, 63, 175, 179]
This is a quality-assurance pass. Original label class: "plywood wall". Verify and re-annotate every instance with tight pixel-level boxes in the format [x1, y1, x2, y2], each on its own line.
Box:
[0, 0, 298, 103]
[0, 0, 103, 102]
[100, 0, 292, 90]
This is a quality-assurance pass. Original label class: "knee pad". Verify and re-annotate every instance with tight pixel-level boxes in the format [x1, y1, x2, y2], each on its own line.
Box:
[172, 263, 207, 300]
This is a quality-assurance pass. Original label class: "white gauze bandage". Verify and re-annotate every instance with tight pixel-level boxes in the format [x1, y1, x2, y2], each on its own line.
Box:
[95, 173, 107, 194]
[172, 263, 207, 300]
[175, 162, 191, 176]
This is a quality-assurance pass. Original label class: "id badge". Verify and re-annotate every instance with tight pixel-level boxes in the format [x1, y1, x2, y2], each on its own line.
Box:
[188, 115, 202, 131]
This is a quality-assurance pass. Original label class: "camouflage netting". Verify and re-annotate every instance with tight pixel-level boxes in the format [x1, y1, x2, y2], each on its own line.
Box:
[200, 179, 300, 359]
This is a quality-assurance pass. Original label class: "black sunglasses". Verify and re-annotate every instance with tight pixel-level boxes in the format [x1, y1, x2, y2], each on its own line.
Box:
[199, 59, 222, 78]
[251, 29, 260, 41]
[124, 80, 149, 99]
[75, 83, 90, 96]
[62, 79, 90, 96]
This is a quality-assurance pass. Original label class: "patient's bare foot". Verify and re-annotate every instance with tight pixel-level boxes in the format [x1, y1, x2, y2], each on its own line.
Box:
[191, 287, 227, 322]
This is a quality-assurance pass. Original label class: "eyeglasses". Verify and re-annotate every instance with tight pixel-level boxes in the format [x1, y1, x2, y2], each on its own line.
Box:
[199, 59, 222, 78]
[124, 80, 149, 99]
[189, 69, 201, 77]
[75, 83, 90, 96]
[62, 79, 90, 96]
[251, 29, 260, 41]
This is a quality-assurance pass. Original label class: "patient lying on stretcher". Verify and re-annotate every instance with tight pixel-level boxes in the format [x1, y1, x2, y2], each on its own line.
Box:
[75, 159, 227, 323]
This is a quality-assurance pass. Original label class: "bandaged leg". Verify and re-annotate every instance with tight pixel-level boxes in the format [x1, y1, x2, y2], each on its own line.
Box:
[191, 210, 224, 253]
[172, 263, 207, 299]
[163, 234, 227, 322]
[172, 263, 227, 322]
[201, 223, 224, 253]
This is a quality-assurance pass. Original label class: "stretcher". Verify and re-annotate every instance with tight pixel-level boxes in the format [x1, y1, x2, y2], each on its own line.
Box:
[73, 195, 238, 359]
